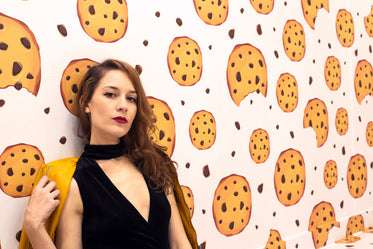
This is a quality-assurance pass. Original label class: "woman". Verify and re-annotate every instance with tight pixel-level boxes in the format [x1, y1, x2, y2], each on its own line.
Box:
[20, 59, 197, 249]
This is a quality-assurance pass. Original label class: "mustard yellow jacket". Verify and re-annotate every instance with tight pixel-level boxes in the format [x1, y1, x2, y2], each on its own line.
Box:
[19, 157, 198, 249]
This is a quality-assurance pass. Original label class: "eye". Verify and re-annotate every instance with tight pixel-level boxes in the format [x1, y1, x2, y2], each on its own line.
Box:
[104, 92, 116, 98]
[127, 96, 137, 103]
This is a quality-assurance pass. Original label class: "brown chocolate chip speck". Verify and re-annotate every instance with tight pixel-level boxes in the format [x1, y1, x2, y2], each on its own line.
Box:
[71, 84, 78, 93]
[229, 29, 235, 39]
[14, 82, 23, 90]
[13, 62, 22, 76]
[59, 136, 67, 144]
[89, 5, 95, 15]
[20, 37, 31, 49]
[135, 65, 142, 75]
[98, 28, 105, 36]
[257, 183, 263, 193]
[176, 18, 182, 26]
[231, 151, 236, 157]
[16, 185, 23, 192]
[235, 121, 240, 130]
[155, 11, 160, 17]
[0, 42, 8, 50]
[57, 24, 68, 37]
[256, 24, 262, 35]
[0, 99, 5, 107]
[16, 230, 22, 242]
[185, 162, 190, 168]
[26, 73, 34, 79]
[203, 165, 210, 177]
[143, 40, 149, 46]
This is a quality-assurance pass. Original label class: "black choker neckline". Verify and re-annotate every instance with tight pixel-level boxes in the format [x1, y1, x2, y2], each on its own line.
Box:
[83, 140, 124, 160]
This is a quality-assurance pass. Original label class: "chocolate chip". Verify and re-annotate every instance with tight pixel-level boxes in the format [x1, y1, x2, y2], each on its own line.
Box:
[113, 11, 118, 20]
[20, 37, 31, 49]
[143, 40, 149, 46]
[155, 11, 160, 17]
[16, 185, 23, 192]
[13, 62, 22, 76]
[7, 168, 14, 176]
[159, 130, 165, 140]
[203, 165, 210, 177]
[14, 82, 23, 90]
[163, 112, 170, 120]
[71, 84, 78, 93]
[57, 24, 68, 37]
[59, 136, 67, 144]
[0, 42, 8, 50]
[208, 13, 213, 20]
[176, 18, 182, 26]
[185, 162, 190, 168]
[0, 99, 5, 107]
[44, 107, 50, 114]
[89, 5, 95, 15]
[228, 29, 235, 39]
[26, 73, 34, 79]
[257, 183, 263, 193]
[135, 65, 142, 75]
[256, 24, 262, 35]
[98, 28, 105, 36]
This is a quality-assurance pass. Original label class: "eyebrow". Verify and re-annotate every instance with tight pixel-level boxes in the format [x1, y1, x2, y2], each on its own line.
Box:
[102, 86, 137, 94]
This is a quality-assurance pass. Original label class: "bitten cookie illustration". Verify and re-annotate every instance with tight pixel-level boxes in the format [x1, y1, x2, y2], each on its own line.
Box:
[276, 73, 298, 112]
[354, 60, 373, 104]
[301, 0, 329, 29]
[189, 110, 216, 150]
[308, 202, 340, 249]
[323, 160, 337, 189]
[366, 121, 373, 147]
[335, 107, 348, 135]
[60, 59, 98, 116]
[193, 0, 228, 25]
[264, 229, 286, 249]
[274, 148, 305, 206]
[0, 13, 41, 95]
[212, 174, 252, 236]
[181, 185, 194, 218]
[77, 0, 128, 42]
[249, 0, 274, 15]
[303, 98, 329, 147]
[227, 44, 268, 106]
[167, 36, 203, 86]
[249, 128, 270, 163]
[0, 143, 45, 197]
[346, 215, 364, 236]
[148, 97, 176, 157]
[324, 56, 341, 91]
[336, 9, 354, 47]
[364, 6, 373, 37]
[283, 20, 306, 62]
[347, 154, 367, 198]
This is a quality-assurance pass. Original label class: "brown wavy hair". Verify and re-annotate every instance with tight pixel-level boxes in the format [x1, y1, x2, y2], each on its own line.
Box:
[77, 59, 177, 192]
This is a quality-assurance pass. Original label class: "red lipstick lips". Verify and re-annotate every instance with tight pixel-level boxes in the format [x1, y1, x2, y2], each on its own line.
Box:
[113, 116, 128, 124]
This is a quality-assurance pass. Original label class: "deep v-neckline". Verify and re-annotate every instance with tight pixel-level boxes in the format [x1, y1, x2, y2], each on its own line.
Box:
[91, 160, 152, 224]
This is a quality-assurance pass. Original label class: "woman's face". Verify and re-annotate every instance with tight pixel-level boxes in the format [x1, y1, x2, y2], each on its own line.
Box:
[85, 69, 138, 145]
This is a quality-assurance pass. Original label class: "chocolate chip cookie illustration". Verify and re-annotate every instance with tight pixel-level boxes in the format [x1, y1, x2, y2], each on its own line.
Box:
[181, 185, 194, 218]
[167, 36, 203, 86]
[0, 143, 45, 197]
[303, 98, 329, 147]
[346, 215, 364, 236]
[335, 107, 348, 135]
[301, 0, 329, 29]
[274, 148, 306, 206]
[276, 73, 298, 112]
[0, 13, 41, 95]
[249, 128, 270, 163]
[323, 160, 337, 189]
[366, 121, 373, 147]
[264, 229, 286, 249]
[250, 0, 274, 15]
[354, 60, 373, 104]
[189, 110, 216, 150]
[347, 154, 367, 198]
[283, 20, 306, 62]
[213, 174, 252, 236]
[148, 97, 176, 157]
[308, 201, 340, 249]
[227, 43, 268, 106]
[364, 6, 373, 37]
[77, 0, 128, 42]
[193, 0, 228, 25]
[324, 56, 341, 91]
[336, 9, 354, 47]
[61, 59, 98, 116]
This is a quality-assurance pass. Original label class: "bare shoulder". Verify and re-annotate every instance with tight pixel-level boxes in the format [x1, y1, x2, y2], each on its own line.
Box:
[65, 178, 83, 214]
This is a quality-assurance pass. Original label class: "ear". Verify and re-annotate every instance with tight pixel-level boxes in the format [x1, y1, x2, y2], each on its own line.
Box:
[85, 104, 90, 114]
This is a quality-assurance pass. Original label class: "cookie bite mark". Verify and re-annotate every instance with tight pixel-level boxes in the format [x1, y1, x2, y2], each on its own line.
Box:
[226, 43, 268, 106]
[364, 6, 373, 37]
[0, 143, 45, 197]
[323, 160, 337, 189]
[324, 56, 341, 91]
[181, 185, 194, 218]
[189, 110, 216, 150]
[249, 0, 274, 15]
[193, 0, 229, 25]
[264, 229, 286, 249]
[282, 20, 306, 62]
[77, 0, 128, 42]
[301, 0, 329, 29]
[60, 59, 98, 116]
[0, 13, 41, 96]
[308, 202, 340, 249]
[249, 128, 270, 163]
[276, 73, 298, 112]
[212, 174, 252, 236]
[336, 9, 354, 47]
[167, 36, 203, 86]
[347, 154, 367, 198]
[303, 98, 329, 147]
[354, 60, 373, 104]
[147, 97, 176, 157]
[335, 107, 348, 135]
[274, 148, 306, 206]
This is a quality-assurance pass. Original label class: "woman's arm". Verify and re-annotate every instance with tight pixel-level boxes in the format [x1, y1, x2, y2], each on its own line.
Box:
[23, 176, 60, 249]
[167, 189, 193, 249]
[55, 178, 83, 249]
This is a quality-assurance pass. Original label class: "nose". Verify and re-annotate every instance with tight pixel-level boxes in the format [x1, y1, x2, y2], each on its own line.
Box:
[116, 97, 128, 111]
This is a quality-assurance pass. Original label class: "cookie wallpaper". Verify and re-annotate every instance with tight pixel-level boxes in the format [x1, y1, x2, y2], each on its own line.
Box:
[0, 0, 373, 249]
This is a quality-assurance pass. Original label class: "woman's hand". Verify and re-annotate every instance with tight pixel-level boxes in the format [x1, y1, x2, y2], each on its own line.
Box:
[24, 176, 61, 233]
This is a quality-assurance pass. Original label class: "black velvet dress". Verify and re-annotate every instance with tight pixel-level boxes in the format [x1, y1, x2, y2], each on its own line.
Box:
[73, 142, 171, 249]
